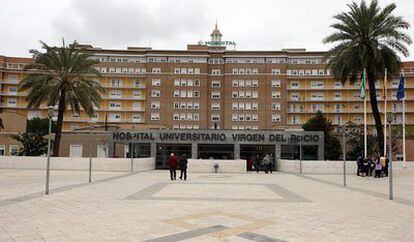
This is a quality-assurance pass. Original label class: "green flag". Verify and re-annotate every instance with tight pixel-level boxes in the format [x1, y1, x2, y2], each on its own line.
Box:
[360, 70, 366, 99]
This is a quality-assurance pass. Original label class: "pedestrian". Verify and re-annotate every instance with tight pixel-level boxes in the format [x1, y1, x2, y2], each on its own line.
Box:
[356, 154, 363, 176]
[368, 155, 375, 177]
[254, 154, 261, 173]
[269, 153, 274, 173]
[363, 158, 369, 176]
[383, 156, 389, 177]
[179, 153, 188, 180]
[168, 153, 177, 180]
[263, 154, 271, 174]
[375, 157, 382, 178]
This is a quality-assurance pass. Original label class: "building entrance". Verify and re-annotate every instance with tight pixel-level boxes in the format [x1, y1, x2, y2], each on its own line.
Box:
[156, 143, 192, 169]
[240, 145, 275, 171]
[198, 144, 234, 159]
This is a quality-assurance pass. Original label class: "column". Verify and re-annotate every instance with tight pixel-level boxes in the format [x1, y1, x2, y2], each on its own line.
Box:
[191, 143, 198, 159]
[234, 143, 240, 159]
[318, 143, 324, 160]
[275, 145, 281, 170]
[150, 142, 157, 158]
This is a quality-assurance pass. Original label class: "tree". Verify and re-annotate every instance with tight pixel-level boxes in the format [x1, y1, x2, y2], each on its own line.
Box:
[302, 111, 342, 160]
[19, 40, 104, 156]
[11, 118, 57, 156]
[323, 0, 411, 156]
[347, 133, 377, 160]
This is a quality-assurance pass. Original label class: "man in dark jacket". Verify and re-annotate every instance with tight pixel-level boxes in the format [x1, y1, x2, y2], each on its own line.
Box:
[179, 153, 188, 180]
[168, 153, 177, 180]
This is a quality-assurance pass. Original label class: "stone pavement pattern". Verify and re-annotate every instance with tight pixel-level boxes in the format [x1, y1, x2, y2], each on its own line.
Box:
[0, 169, 413, 241]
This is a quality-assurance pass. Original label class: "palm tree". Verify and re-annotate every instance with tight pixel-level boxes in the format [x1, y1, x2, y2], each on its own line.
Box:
[20, 40, 105, 156]
[323, 0, 411, 155]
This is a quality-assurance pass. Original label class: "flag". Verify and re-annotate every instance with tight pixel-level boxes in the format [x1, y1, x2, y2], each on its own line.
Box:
[382, 69, 387, 99]
[397, 73, 405, 100]
[360, 70, 366, 99]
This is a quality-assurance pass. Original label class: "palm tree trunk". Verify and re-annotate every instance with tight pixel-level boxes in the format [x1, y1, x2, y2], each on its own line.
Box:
[52, 90, 66, 157]
[367, 69, 385, 156]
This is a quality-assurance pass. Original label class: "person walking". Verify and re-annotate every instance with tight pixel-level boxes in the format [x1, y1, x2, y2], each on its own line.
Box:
[363, 158, 369, 177]
[383, 156, 389, 177]
[179, 153, 188, 180]
[269, 153, 274, 173]
[368, 155, 375, 177]
[254, 154, 261, 173]
[356, 154, 363, 176]
[168, 153, 177, 180]
[374, 157, 382, 178]
[263, 154, 271, 174]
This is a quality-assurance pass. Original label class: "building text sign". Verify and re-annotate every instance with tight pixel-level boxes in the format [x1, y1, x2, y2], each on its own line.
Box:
[111, 130, 323, 145]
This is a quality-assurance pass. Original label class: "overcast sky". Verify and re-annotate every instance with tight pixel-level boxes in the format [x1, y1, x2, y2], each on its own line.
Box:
[0, 0, 413, 60]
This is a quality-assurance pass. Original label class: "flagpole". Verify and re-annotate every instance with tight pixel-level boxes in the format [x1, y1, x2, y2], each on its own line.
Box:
[402, 71, 406, 169]
[403, 97, 406, 168]
[364, 69, 367, 158]
[384, 69, 387, 157]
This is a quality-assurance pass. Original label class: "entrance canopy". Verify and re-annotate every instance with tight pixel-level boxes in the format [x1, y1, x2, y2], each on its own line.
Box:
[108, 129, 324, 162]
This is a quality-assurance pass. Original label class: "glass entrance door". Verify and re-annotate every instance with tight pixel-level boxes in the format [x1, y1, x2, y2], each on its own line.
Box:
[156, 143, 192, 169]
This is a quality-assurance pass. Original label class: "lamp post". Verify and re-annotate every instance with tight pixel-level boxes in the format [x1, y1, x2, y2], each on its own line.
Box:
[88, 121, 96, 183]
[387, 113, 393, 200]
[340, 125, 347, 187]
[45, 106, 54, 195]
[298, 131, 302, 174]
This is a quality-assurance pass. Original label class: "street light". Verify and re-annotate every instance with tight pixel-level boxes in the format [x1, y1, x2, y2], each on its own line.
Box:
[45, 106, 54, 195]
[340, 125, 348, 187]
[387, 113, 393, 200]
[88, 120, 96, 183]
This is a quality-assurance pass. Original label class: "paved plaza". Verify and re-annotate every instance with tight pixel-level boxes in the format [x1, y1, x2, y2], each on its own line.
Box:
[1, 169, 414, 241]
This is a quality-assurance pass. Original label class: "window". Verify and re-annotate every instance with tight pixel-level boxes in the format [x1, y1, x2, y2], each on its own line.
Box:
[194, 113, 199, 121]
[173, 113, 180, 120]
[133, 91, 142, 98]
[194, 91, 200, 98]
[152, 79, 161, 86]
[194, 68, 200, 74]
[272, 102, 281, 110]
[239, 80, 245, 87]
[180, 90, 187, 98]
[252, 102, 259, 110]
[151, 101, 160, 109]
[110, 79, 122, 87]
[152, 68, 161, 73]
[252, 91, 258, 98]
[211, 92, 220, 99]
[311, 93, 324, 100]
[334, 104, 341, 112]
[69, 145, 83, 157]
[109, 113, 121, 121]
[109, 102, 121, 110]
[194, 102, 200, 109]
[239, 91, 245, 98]
[7, 98, 17, 107]
[187, 90, 193, 98]
[311, 81, 324, 89]
[132, 102, 142, 111]
[91, 113, 99, 122]
[232, 69, 238, 74]
[109, 90, 122, 98]
[211, 102, 220, 110]
[211, 69, 221, 75]
[272, 115, 281, 122]
[187, 80, 194, 86]
[334, 92, 342, 100]
[232, 80, 238, 87]
[232, 114, 238, 121]
[291, 93, 300, 101]
[211, 115, 220, 121]
[291, 82, 299, 89]
[211, 81, 221, 88]
[271, 69, 280, 75]
[151, 113, 160, 120]
[271, 80, 281, 87]
[272, 91, 281, 99]
[232, 102, 238, 110]
[174, 90, 180, 98]
[7, 74, 18, 83]
[174, 79, 180, 86]
[0, 145, 5, 156]
[193, 80, 200, 86]
[334, 82, 342, 88]
[151, 90, 161, 97]
[8, 86, 18, 95]
[174, 68, 180, 74]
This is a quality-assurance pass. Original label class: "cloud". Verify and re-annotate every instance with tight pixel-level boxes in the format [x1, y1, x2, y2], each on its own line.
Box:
[52, 0, 211, 49]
